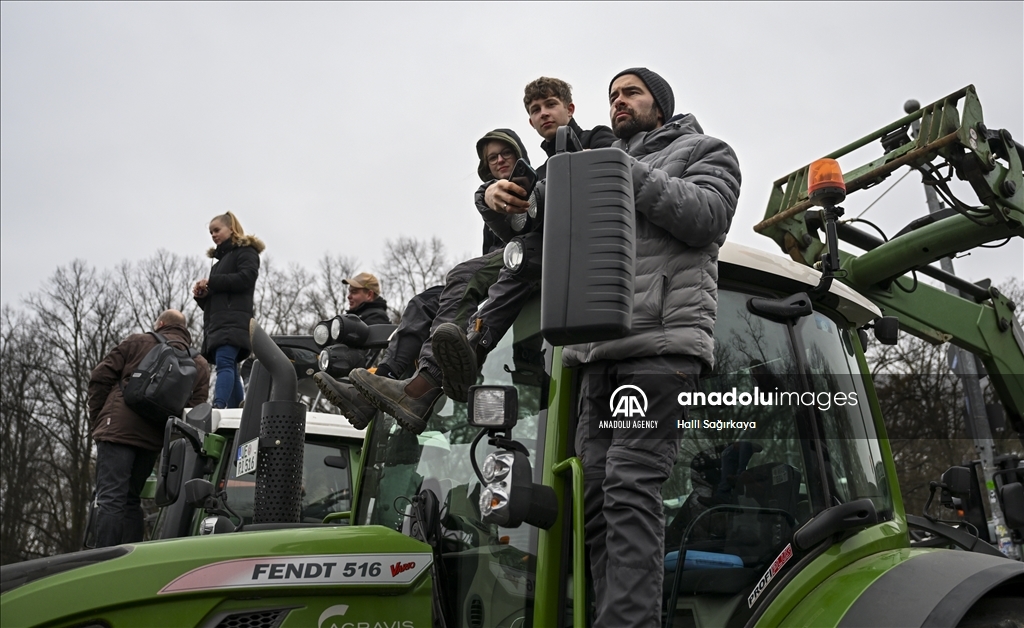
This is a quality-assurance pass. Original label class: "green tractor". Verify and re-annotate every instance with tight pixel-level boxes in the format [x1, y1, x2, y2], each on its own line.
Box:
[112, 334, 375, 543]
[2, 85, 1022, 627]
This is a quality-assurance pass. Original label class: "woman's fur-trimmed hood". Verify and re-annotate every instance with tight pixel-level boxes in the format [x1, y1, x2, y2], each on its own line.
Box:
[207, 234, 266, 258]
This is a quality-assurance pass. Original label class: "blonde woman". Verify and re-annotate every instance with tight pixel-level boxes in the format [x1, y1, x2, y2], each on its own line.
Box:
[193, 212, 265, 408]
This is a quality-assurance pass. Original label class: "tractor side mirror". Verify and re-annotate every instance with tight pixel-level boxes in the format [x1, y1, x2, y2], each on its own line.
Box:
[999, 482, 1024, 529]
[324, 455, 348, 470]
[874, 316, 900, 345]
[183, 478, 217, 509]
[184, 402, 213, 432]
[941, 466, 972, 496]
[155, 439, 188, 507]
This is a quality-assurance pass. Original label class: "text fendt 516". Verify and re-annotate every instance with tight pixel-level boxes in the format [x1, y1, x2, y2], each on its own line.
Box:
[2, 85, 1022, 628]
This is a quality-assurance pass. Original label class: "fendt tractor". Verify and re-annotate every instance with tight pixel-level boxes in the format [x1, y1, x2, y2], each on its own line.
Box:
[2, 85, 1022, 627]
[139, 336, 373, 541]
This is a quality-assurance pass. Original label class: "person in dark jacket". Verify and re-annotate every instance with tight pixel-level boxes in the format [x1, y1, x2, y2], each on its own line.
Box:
[88, 309, 210, 547]
[573, 68, 741, 628]
[193, 211, 265, 409]
[342, 272, 390, 325]
[349, 78, 616, 432]
[432, 77, 615, 403]
[479, 76, 616, 221]
[316, 129, 532, 432]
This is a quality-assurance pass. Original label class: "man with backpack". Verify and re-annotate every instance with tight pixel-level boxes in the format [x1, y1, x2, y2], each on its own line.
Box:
[88, 309, 210, 547]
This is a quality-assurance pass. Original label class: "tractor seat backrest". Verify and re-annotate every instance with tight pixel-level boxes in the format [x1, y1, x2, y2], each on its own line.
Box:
[737, 462, 801, 515]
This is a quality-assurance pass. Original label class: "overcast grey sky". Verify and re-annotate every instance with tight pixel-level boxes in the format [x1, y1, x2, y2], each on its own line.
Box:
[2, 2, 1021, 307]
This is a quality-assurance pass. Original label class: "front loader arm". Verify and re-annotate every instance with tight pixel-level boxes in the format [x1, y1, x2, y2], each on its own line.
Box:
[755, 84, 1024, 433]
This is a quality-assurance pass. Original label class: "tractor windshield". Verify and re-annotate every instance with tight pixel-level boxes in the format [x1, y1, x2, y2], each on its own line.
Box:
[662, 285, 892, 625]
[356, 298, 547, 628]
[223, 436, 353, 524]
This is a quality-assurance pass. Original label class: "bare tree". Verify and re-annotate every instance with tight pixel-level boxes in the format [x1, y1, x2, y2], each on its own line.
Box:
[867, 276, 1024, 517]
[306, 253, 359, 322]
[117, 249, 206, 345]
[253, 256, 319, 336]
[23, 260, 131, 556]
[378, 236, 448, 321]
[0, 307, 50, 563]
[998, 276, 1023, 327]
[868, 336, 973, 516]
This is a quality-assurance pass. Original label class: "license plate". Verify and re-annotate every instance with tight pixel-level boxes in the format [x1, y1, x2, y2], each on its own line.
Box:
[237, 438, 259, 476]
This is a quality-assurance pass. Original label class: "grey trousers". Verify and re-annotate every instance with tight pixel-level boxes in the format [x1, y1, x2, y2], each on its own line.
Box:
[574, 355, 701, 628]
[470, 265, 538, 352]
[417, 250, 504, 382]
[379, 284, 443, 378]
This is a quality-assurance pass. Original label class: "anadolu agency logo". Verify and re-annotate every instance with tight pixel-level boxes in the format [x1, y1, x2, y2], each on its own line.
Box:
[610, 385, 648, 418]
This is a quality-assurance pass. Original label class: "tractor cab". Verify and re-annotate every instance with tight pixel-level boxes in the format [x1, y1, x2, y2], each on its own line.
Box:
[349, 241, 901, 627]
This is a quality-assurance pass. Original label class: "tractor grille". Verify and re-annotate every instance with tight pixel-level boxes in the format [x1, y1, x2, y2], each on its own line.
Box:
[215, 609, 288, 628]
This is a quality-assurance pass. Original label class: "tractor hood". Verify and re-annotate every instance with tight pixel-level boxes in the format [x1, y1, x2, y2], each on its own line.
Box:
[1, 526, 434, 628]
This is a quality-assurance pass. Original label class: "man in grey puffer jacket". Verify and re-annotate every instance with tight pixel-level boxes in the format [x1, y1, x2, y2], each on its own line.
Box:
[569, 68, 740, 628]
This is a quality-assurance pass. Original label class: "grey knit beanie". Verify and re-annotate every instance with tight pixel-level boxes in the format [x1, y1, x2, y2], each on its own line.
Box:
[609, 67, 675, 121]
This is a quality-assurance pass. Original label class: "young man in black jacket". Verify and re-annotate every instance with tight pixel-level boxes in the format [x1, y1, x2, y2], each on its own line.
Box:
[315, 130, 532, 430]
[347, 77, 614, 432]
[431, 77, 615, 403]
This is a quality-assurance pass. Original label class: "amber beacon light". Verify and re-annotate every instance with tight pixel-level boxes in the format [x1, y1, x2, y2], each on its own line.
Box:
[808, 158, 846, 207]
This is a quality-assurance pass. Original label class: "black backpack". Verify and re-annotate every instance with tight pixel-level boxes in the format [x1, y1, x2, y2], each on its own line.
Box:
[121, 332, 200, 425]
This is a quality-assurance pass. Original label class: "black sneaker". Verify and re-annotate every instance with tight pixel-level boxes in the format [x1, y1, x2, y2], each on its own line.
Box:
[314, 372, 376, 430]
[348, 369, 442, 435]
[432, 323, 484, 403]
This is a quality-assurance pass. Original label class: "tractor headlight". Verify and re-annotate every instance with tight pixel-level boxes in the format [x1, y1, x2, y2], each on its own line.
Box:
[478, 446, 557, 530]
[313, 321, 331, 347]
[318, 345, 367, 378]
[482, 452, 514, 483]
[502, 232, 543, 277]
[503, 240, 524, 273]
[527, 182, 545, 222]
[509, 213, 527, 233]
[330, 316, 342, 341]
[468, 386, 518, 430]
[480, 485, 509, 519]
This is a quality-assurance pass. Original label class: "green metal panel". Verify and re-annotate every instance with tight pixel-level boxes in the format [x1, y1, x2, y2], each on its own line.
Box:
[1, 526, 433, 628]
[842, 216, 1020, 289]
[773, 548, 922, 627]
[850, 325, 908, 524]
[532, 346, 574, 628]
[754, 525, 913, 627]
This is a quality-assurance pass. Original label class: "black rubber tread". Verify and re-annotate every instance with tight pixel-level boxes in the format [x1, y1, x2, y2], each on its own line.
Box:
[432, 323, 477, 403]
[348, 370, 428, 434]
[313, 373, 372, 430]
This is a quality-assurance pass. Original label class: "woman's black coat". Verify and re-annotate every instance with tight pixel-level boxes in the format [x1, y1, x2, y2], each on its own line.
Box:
[195, 235, 265, 362]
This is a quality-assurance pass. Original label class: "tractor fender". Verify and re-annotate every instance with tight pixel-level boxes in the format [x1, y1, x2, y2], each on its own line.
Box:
[837, 550, 1023, 627]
